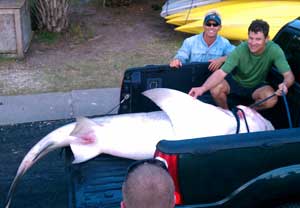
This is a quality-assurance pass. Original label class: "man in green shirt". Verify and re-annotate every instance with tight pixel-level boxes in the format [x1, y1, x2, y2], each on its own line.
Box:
[189, 19, 295, 110]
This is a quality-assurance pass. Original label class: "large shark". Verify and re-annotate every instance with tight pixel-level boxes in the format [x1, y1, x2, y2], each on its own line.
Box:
[5, 88, 274, 208]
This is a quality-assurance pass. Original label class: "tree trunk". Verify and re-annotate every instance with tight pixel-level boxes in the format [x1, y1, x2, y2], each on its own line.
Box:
[32, 0, 70, 32]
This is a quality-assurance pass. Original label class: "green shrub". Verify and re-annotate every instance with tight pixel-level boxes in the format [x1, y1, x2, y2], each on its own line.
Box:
[35, 31, 60, 44]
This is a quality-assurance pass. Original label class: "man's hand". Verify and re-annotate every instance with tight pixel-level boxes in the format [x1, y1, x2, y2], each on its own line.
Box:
[208, 57, 226, 72]
[188, 87, 206, 98]
[275, 82, 288, 96]
[276, 70, 295, 96]
[169, 59, 182, 69]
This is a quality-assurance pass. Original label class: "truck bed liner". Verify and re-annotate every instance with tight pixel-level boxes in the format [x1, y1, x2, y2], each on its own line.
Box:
[66, 152, 133, 208]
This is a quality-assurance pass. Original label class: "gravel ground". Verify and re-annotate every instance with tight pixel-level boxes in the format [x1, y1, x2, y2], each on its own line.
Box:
[0, 0, 188, 96]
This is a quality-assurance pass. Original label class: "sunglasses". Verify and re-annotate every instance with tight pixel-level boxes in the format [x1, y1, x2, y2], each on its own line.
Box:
[205, 22, 219, 27]
[125, 158, 168, 179]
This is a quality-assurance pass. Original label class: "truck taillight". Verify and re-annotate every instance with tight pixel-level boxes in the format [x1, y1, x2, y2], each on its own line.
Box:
[154, 150, 183, 205]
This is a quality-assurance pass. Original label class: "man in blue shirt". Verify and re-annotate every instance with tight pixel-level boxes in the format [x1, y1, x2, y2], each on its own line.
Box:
[170, 11, 235, 72]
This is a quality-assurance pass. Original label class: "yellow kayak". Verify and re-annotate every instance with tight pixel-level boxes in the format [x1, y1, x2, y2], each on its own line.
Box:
[175, 4, 300, 40]
[161, 0, 221, 18]
[167, 1, 300, 26]
[164, 0, 252, 20]
[176, 17, 298, 40]
[165, 0, 300, 20]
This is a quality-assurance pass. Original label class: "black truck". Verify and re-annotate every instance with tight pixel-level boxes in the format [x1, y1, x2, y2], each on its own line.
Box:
[66, 18, 300, 208]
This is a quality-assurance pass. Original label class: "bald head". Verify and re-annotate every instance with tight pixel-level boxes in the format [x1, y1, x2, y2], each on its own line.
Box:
[122, 162, 175, 208]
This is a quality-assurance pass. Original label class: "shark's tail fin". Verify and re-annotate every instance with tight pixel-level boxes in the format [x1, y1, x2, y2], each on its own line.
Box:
[5, 127, 74, 208]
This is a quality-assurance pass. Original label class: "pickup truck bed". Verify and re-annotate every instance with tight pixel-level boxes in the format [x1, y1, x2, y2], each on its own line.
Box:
[66, 153, 133, 208]
[66, 18, 300, 208]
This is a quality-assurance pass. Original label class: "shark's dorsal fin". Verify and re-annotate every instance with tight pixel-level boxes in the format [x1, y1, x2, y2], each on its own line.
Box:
[70, 117, 102, 164]
[143, 88, 236, 138]
[70, 117, 96, 136]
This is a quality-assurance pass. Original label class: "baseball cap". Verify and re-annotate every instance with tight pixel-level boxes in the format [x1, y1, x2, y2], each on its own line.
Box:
[204, 12, 221, 25]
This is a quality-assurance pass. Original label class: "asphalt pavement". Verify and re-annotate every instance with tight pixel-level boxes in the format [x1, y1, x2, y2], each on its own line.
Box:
[0, 88, 120, 208]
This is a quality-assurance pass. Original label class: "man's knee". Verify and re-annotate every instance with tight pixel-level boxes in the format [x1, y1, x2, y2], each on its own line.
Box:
[252, 85, 277, 109]
[210, 84, 228, 98]
[259, 95, 278, 109]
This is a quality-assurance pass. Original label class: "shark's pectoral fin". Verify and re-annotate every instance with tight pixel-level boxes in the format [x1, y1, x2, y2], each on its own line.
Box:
[70, 142, 100, 164]
[69, 117, 102, 164]
[143, 88, 236, 137]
